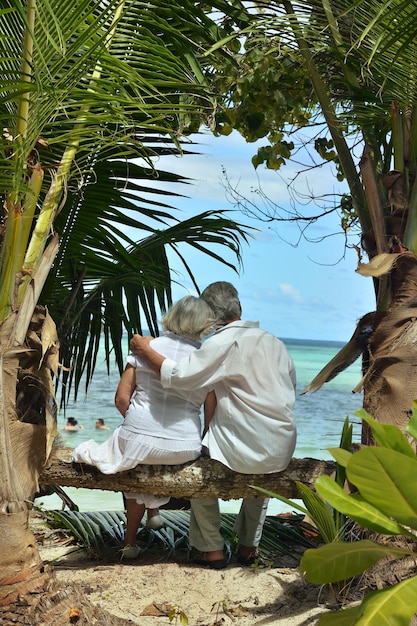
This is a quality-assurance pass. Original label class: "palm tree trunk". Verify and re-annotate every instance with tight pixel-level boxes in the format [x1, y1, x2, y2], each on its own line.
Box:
[357, 252, 417, 444]
[0, 309, 135, 625]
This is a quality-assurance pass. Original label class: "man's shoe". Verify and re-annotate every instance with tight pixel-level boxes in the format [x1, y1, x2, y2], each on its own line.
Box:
[192, 551, 230, 570]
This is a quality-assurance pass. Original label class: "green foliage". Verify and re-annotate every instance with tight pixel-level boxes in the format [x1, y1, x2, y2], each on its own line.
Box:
[340, 194, 356, 232]
[300, 408, 417, 625]
[45, 509, 127, 552]
[206, 0, 417, 262]
[315, 138, 337, 162]
[210, 33, 313, 154]
[0, 0, 256, 403]
[301, 539, 413, 585]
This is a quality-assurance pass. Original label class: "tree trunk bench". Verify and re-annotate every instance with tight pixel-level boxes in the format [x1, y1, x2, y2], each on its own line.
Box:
[39, 447, 335, 500]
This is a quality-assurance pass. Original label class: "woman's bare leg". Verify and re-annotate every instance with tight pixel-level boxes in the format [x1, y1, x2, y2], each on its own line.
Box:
[124, 500, 145, 546]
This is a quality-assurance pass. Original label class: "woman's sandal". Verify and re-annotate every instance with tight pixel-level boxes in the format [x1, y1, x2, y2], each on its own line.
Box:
[120, 544, 140, 560]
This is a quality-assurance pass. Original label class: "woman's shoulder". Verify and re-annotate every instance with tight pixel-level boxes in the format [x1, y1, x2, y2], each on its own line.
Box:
[155, 332, 200, 349]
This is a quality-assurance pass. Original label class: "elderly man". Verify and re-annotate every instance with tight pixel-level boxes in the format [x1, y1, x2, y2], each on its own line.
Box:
[130, 281, 296, 569]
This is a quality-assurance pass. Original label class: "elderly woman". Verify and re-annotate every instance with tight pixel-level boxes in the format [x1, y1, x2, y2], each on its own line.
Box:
[72, 296, 216, 559]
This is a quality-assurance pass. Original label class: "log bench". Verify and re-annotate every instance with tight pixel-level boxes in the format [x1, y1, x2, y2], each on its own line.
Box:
[39, 448, 335, 500]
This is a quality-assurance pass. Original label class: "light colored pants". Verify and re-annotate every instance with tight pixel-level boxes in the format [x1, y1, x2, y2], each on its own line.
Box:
[189, 497, 269, 552]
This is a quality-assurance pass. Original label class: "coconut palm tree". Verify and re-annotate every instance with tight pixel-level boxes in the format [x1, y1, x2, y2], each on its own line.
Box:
[208, 0, 417, 441]
[0, 0, 251, 620]
[282, 0, 417, 442]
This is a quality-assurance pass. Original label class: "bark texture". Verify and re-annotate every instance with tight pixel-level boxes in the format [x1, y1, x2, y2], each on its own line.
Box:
[357, 252, 417, 444]
[1, 568, 134, 625]
[40, 447, 335, 500]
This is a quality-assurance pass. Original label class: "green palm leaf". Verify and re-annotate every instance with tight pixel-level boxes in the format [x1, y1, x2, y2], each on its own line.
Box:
[42, 509, 315, 559]
[0, 0, 251, 326]
[296, 482, 338, 544]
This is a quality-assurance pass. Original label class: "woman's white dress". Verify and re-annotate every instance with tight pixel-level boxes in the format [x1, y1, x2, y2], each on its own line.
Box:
[72, 332, 210, 507]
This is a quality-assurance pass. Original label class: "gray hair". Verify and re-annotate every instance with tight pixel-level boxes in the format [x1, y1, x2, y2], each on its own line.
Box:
[201, 281, 241, 326]
[162, 295, 216, 340]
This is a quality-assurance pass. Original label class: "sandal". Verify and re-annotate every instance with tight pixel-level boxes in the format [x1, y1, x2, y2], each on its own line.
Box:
[192, 551, 229, 570]
[120, 544, 140, 560]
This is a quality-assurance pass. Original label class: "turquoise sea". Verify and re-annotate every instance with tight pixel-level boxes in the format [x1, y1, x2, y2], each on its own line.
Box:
[39, 337, 364, 515]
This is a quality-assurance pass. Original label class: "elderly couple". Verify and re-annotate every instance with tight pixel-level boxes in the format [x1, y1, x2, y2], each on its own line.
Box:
[73, 281, 297, 569]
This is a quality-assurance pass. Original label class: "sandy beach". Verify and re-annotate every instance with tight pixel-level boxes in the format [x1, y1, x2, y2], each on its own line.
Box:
[35, 512, 335, 625]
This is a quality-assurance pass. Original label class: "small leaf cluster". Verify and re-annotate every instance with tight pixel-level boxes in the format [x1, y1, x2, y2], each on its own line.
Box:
[208, 35, 314, 169]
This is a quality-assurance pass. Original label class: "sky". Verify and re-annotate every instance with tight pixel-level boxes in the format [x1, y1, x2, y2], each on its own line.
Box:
[144, 130, 376, 343]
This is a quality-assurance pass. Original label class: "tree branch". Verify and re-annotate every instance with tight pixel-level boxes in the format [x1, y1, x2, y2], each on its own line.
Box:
[40, 448, 335, 500]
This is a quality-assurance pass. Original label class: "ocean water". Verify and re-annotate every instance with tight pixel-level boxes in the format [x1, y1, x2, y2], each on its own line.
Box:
[39, 337, 364, 514]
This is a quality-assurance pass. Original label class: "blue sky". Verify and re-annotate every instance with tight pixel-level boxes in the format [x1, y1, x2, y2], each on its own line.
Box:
[149, 130, 376, 343]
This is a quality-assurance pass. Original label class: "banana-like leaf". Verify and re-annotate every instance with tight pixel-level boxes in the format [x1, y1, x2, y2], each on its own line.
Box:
[356, 409, 416, 458]
[327, 448, 352, 467]
[315, 476, 408, 536]
[301, 539, 414, 585]
[320, 575, 417, 626]
[351, 575, 417, 626]
[346, 447, 417, 530]
[318, 605, 365, 625]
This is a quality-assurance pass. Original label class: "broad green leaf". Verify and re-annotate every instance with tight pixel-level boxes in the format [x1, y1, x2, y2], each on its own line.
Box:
[353, 575, 417, 625]
[327, 448, 352, 467]
[355, 410, 416, 457]
[300, 539, 413, 584]
[315, 476, 408, 536]
[346, 447, 417, 529]
[319, 605, 365, 625]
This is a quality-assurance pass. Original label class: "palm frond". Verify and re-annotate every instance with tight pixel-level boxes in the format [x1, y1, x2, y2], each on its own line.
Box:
[40, 149, 252, 403]
[42, 508, 318, 561]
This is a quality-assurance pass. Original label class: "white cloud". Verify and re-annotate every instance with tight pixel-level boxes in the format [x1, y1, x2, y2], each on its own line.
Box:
[278, 283, 304, 303]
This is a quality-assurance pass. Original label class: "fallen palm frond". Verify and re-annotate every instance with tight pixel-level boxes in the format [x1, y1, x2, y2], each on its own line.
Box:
[39, 507, 319, 562]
